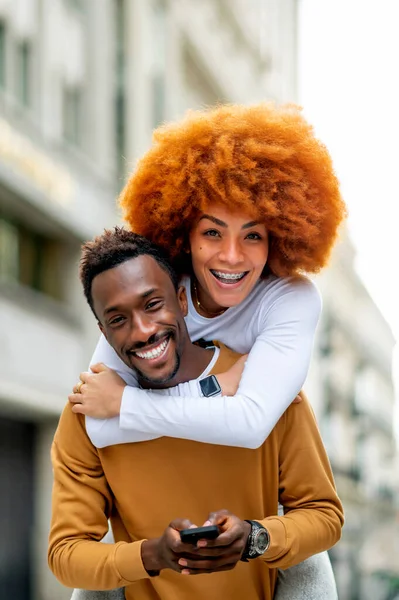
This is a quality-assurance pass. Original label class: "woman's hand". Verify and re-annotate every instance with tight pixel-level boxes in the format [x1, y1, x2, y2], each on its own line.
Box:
[216, 354, 248, 396]
[68, 363, 126, 419]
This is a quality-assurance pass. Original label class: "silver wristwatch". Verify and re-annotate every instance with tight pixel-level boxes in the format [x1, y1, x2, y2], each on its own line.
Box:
[241, 520, 270, 561]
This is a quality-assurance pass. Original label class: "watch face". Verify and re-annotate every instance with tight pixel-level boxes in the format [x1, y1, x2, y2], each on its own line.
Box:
[254, 529, 269, 553]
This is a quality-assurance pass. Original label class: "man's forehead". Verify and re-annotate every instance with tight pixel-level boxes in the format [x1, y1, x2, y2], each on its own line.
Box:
[93, 255, 172, 306]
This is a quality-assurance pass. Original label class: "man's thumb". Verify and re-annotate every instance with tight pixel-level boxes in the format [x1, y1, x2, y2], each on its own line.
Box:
[90, 362, 108, 374]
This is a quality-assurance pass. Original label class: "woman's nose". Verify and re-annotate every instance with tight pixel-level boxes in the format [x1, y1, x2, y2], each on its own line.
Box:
[218, 240, 245, 265]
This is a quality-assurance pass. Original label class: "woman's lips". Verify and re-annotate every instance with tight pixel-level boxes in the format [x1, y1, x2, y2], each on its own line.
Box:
[209, 270, 249, 287]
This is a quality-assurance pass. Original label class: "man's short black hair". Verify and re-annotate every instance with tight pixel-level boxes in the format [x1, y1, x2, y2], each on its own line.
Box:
[79, 226, 179, 317]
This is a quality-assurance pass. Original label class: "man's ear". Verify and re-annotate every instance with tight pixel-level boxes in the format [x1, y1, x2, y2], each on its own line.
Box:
[177, 285, 188, 317]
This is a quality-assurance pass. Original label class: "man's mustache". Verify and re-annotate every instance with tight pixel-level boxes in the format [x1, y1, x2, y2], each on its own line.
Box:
[127, 330, 175, 354]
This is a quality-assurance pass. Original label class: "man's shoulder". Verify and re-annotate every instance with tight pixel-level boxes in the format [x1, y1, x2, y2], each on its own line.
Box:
[53, 402, 94, 451]
[209, 341, 243, 374]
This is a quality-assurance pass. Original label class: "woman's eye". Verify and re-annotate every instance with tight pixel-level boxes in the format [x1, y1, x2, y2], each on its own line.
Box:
[203, 229, 221, 238]
[246, 232, 262, 240]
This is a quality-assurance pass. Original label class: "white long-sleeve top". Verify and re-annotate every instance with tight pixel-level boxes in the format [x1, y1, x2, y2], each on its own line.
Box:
[86, 274, 321, 449]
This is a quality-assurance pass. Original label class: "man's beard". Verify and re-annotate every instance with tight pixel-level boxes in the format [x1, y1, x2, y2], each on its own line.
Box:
[136, 352, 181, 386]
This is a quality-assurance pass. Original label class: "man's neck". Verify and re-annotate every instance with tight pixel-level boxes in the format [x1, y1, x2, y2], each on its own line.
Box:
[139, 342, 214, 390]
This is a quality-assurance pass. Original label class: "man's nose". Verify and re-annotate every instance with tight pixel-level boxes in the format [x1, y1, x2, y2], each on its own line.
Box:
[218, 239, 245, 265]
[130, 313, 158, 344]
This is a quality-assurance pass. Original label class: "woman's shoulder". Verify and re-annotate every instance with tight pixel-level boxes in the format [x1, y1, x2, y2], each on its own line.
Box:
[254, 274, 322, 313]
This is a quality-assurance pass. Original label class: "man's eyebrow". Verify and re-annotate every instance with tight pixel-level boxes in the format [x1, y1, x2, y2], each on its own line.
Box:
[199, 215, 262, 230]
[103, 288, 157, 316]
[141, 287, 156, 298]
[103, 305, 119, 316]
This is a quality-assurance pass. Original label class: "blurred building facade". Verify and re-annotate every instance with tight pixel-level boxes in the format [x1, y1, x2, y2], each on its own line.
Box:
[0, 1, 297, 599]
[306, 233, 399, 600]
[0, 2, 397, 600]
[0, 1, 118, 598]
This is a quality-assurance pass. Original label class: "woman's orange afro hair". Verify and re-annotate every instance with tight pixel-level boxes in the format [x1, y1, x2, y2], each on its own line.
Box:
[120, 103, 346, 277]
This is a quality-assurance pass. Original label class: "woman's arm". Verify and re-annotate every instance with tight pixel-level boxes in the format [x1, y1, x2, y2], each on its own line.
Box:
[81, 279, 321, 449]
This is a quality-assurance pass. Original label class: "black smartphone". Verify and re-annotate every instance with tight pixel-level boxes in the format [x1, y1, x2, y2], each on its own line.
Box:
[180, 525, 220, 544]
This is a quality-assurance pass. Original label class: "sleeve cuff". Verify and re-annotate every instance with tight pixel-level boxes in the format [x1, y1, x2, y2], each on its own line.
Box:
[258, 517, 290, 561]
[114, 540, 151, 583]
[119, 386, 136, 428]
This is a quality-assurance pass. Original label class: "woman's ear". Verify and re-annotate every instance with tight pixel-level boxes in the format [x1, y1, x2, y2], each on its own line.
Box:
[177, 285, 188, 317]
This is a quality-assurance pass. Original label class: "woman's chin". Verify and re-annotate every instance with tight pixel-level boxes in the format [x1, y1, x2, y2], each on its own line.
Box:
[210, 289, 248, 309]
[207, 277, 257, 308]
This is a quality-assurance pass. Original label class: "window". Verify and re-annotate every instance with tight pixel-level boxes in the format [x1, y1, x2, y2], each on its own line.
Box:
[151, 0, 166, 128]
[16, 40, 31, 106]
[0, 218, 19, 282]
[63, 86, 82, 146]
[0, 21, 6, 88]
[115, 0, 126, 177]
[0, 215, 63, 301]
[66, 0, 83, 10]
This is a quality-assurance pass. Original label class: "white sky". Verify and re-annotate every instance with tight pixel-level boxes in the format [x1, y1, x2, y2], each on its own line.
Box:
[298, 0, 399, 434]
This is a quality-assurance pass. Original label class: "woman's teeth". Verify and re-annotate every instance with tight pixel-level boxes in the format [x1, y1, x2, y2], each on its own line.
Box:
[211, 270, 247, 283]
[135, 338, 169, 360]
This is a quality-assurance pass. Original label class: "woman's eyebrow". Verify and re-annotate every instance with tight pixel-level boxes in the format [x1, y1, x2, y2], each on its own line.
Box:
[199, 215, 227, 227]
[242, 220, 261, 229]
[199, 215, 261, 229]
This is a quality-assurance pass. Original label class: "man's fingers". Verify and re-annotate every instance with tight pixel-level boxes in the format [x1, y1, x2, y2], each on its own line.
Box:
[189, 540, 243, 557]
[166, 519, 199, 554]
[169, 518, 194, 531]
[206, 509, 230, 525]
[202, 528, 241, 548]
[178, 554, 239, 572]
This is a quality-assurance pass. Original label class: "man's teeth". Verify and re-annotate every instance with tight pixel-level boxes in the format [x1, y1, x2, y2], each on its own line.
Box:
[212, 271, 246, 281]
[135, 338, 169, 360]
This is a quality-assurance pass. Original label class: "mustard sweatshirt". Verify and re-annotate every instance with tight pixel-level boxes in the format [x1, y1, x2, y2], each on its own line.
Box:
[48, 344, 343, 600]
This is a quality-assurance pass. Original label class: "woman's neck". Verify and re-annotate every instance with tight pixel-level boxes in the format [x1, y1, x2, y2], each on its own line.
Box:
[191, 278, 228, 318]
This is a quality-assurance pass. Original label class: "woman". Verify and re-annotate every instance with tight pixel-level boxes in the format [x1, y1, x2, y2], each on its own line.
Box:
[70, 103, 345, 599]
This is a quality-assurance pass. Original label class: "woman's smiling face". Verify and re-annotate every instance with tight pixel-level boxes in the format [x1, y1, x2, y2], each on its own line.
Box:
[189, 204, 269, 313]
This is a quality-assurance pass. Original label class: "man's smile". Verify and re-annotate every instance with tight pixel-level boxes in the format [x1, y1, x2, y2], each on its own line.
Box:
[132, 335, 171, 361]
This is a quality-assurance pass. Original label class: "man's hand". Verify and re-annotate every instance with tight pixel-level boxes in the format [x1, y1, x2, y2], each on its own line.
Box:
[68, 363, 126, 419]
[176, 510, 251, 575]
[216, 355, 248, 396]
[141, 519, 200, 574]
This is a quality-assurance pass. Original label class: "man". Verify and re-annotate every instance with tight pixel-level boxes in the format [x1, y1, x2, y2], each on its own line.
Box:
[48, 227, 343, 600]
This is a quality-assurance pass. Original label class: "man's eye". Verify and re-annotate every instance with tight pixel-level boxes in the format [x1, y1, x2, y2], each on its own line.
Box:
[109, 316, 125, 326]
[203, 229, 221, 238]
[146, 300, 163, 310]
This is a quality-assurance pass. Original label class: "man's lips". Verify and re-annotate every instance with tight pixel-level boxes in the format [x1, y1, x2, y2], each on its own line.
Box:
[128, 335, 171, 361]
